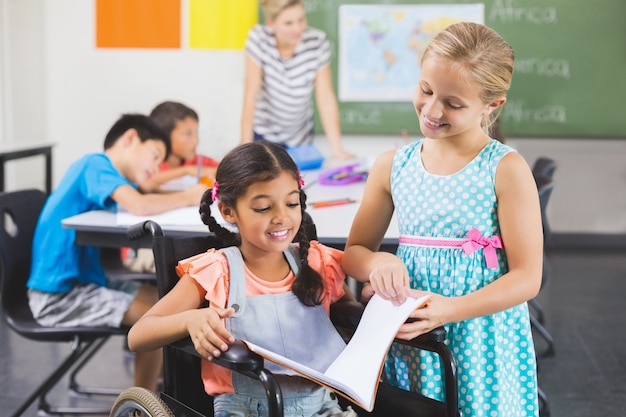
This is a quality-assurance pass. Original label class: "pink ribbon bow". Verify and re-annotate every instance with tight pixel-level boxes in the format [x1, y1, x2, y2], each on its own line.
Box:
[461, 228, 503, 269]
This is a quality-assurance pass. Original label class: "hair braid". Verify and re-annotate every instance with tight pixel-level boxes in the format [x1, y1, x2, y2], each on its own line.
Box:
[291, 190, 325, 306]
[199, 189, 239, 247]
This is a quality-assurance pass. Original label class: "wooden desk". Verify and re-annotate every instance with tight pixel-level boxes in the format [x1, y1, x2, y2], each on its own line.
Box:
[62, 175, 399, 250]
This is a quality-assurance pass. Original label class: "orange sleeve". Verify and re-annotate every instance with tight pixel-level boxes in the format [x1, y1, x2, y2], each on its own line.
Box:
[184, 154, 220, 168]
[176, 249, 230, 309]
[307, 241, 347, 312]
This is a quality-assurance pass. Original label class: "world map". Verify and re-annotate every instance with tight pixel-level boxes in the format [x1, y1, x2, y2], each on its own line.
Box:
[338, 4, 484, 102]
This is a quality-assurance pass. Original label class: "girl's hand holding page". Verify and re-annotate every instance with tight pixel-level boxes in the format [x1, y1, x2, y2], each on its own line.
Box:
[367, 252, 411, 305]
[396, 290, 448, 341]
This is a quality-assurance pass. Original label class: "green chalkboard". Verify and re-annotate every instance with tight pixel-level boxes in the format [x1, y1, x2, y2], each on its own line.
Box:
[299, 0, 626, 138]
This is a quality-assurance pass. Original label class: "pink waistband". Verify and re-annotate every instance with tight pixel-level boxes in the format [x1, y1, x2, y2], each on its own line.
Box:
[399, 228, 503, 269]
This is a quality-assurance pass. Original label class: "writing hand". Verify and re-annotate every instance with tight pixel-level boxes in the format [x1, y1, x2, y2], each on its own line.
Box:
[184, 183, 210, 205]
[200, 166, 217, 181]
[330, 147, 356, 160]
[187, 307, 235, 360]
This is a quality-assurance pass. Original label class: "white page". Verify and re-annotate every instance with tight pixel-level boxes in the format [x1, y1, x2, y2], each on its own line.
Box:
[115, 206, 203, 226]
[244, 294, 430, 411]
[159, 175, 198, 192]
[324, 294, 430, 408]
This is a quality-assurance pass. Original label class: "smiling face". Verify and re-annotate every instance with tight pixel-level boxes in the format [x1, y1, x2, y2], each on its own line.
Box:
[220, 170, 302, 258]
[170, 116, 199, 162]
[414, 57, 504, 141]
[268, 4, 307, 49]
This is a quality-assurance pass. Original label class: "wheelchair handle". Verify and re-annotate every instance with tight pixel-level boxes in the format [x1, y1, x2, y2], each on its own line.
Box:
[126, 220, 164, 241]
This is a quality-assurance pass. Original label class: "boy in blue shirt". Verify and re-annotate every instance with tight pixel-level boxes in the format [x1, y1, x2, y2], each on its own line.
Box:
[26, 114, 208, 391]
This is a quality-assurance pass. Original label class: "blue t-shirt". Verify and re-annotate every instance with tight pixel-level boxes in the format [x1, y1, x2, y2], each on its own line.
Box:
[27, 153, 131, 293]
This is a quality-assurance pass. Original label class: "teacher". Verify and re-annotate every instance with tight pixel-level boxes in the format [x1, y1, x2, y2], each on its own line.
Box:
[240, 0, 354, 159]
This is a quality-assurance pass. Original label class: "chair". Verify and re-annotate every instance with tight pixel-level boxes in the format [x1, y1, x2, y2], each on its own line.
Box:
[530, 175, 556, 357]
[0, 189, 127, 416]
[532, 157, 557, 247]
[110, 220, 460, 417]
[532, 156, 557, 179]
[528, 156, 557, 326]
[531, 175, 556, 417]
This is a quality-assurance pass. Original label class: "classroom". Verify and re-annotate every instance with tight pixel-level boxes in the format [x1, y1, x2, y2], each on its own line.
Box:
[1, 1, 625, 416]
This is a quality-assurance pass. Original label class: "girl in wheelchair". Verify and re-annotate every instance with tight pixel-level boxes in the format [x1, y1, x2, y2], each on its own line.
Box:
[128, 141, 357, 417]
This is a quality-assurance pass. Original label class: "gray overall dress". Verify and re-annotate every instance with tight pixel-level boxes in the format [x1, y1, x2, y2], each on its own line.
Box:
[212, 246, 354, 417]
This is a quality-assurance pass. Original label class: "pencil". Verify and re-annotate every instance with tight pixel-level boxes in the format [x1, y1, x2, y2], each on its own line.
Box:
[311, 198, 358, 208]
[196, 155, 203, 182]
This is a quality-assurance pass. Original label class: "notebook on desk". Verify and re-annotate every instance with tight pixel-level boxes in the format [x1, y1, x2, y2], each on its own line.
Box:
[115, 206, 203, 226]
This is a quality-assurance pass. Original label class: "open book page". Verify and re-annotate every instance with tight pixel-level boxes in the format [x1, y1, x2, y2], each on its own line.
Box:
[159, 175, 198, 192]
[116, 206, 203, 226]
[242, 293, 431, 411]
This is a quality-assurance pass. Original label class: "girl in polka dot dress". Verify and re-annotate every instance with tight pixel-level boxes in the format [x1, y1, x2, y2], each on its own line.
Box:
[342, 22, 542, 417]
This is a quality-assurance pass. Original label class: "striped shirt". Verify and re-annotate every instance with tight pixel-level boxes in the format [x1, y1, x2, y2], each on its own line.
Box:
[245, 24, 331, 147]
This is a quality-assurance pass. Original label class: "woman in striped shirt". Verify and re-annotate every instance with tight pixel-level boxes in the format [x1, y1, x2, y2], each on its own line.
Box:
[241, 0, 354, 159]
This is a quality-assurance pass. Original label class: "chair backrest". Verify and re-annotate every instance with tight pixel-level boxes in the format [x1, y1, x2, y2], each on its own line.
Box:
[0, 189, 47, 329]
[150, 232, 225, 415]
[532, 157, 557, 179]
[534, 174, 554, 245]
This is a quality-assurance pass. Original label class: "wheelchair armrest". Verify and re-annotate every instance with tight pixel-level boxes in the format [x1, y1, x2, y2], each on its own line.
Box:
[127, 220, 164, 240]
[330, 300, 447, 344]
[170, 337, 265, 373]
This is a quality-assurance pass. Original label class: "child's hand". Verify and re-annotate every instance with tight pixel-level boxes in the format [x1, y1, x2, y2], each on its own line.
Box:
[395, 290, 447, 341]
[330, 147, 356, 160]
[183, 183, 209, 205]
[200, 166, 217, 180]
[187, 307, 235, 360]
[359, 283, 375, 305]
[367, 252, 410, 306]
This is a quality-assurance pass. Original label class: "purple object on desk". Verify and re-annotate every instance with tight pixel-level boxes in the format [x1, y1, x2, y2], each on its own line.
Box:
[318, 163, 368, 186]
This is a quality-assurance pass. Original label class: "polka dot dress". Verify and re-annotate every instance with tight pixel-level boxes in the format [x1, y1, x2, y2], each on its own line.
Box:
[385, 140, 539, 417]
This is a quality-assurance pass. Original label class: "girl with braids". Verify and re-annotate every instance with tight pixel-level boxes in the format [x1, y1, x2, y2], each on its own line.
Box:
[128, 141, 357, 417]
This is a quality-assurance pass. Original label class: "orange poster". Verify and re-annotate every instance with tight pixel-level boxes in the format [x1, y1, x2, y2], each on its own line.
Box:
[96, 0, 181, 48]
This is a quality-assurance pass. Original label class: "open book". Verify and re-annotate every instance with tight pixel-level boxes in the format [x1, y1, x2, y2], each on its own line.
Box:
[242, 293, 431, 412]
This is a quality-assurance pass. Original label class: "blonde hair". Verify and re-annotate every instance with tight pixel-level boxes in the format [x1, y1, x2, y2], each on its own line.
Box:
[261, 0, 303, 21]
[422, 22, 514, 135]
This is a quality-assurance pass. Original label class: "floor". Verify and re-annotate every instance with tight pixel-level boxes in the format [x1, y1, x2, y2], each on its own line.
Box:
[2, 245, 625, 417]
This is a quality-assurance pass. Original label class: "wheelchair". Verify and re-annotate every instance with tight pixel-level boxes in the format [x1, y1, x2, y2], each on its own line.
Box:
[110, 220, 461, 417]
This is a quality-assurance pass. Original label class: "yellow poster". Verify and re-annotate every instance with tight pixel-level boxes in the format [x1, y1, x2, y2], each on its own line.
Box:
[189, 0, 258, 50]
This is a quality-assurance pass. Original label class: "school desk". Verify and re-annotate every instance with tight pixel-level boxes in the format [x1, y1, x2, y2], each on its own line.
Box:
[61, 172, 399, 251]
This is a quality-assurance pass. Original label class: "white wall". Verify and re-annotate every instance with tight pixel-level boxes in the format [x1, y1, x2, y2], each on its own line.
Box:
[1, 0, 625, 236]
[1, 0, 47, 189]
[42, 0, 243, 176]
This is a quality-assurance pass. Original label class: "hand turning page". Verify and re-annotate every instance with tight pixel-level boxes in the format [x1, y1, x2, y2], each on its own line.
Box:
[242, 293, 431, 412]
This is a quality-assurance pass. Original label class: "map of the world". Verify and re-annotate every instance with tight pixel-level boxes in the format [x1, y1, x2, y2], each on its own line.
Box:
[338, 4, 484, 102]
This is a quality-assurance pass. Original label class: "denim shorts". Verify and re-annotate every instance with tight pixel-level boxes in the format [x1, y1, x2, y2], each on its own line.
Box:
[28, 279, 140, 328]
[213, 386, 357, 417]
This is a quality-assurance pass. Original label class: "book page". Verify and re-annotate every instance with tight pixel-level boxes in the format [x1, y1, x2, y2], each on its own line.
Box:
[243, 293, 430, 411]
[324, 294, 430, 409]
[116, 206, 203, 226]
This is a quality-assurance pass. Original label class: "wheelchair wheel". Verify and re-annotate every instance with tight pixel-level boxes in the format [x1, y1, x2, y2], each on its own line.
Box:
[110, 387, 174, 417]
